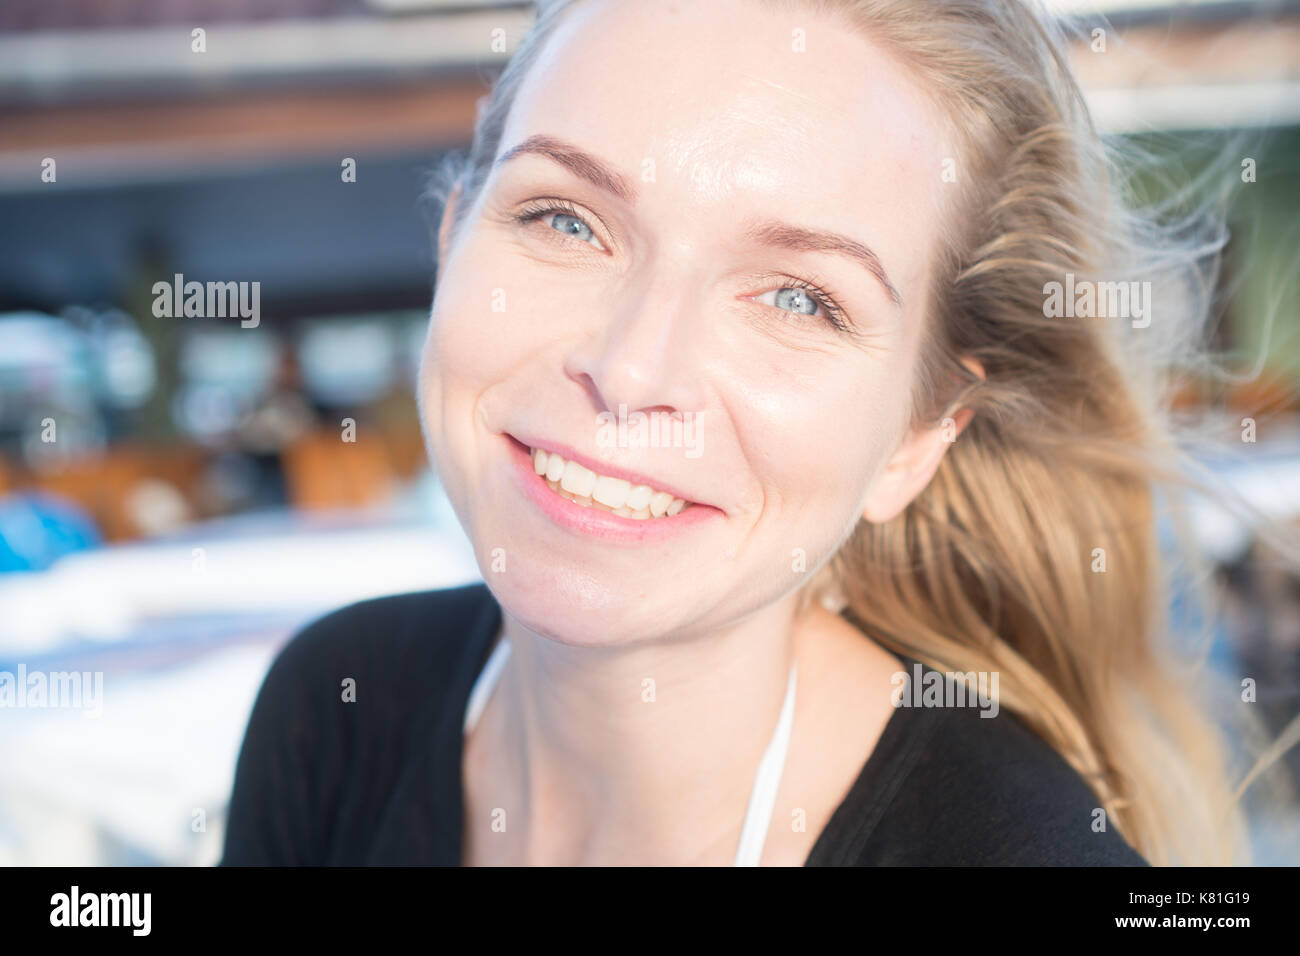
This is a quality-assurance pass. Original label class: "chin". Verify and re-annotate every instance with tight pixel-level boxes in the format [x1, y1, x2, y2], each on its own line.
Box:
[481, 562, 664, 648]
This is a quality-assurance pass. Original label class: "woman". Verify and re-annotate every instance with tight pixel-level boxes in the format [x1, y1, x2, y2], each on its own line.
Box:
[221, 0, 1256, 866]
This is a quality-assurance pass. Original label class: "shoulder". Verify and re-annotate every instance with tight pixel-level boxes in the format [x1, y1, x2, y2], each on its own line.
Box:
[830, 667, 1149, 866]
[251, 580, 500, 760]
[220, 581, 498, 865]
[265, 581, 498, 703]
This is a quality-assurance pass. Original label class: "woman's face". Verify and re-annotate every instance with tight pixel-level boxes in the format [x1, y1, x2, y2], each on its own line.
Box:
[420, 0, 955, 646]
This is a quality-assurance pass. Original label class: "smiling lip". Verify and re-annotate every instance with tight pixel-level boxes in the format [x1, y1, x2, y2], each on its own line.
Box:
[503, 434, 723, 544]
[505, 431, 709, 510]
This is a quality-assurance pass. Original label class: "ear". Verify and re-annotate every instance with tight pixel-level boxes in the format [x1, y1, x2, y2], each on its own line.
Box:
[861, 356, 985, 524]
[437, 183, 463, 265]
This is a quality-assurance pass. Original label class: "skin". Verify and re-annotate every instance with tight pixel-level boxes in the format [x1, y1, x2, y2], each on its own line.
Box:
[419, 0, 982, 865]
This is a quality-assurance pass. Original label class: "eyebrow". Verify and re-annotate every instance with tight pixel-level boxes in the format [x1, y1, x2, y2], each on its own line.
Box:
[497, 134, 638, 205]
[744, 220, 903, 309]
[496, 133, 903, 309]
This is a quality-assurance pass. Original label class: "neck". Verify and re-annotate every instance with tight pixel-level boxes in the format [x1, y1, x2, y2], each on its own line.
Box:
[483, 590, 806, 865]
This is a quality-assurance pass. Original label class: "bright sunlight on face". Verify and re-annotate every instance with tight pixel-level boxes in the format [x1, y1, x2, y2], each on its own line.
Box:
[419, 0, 952, 647]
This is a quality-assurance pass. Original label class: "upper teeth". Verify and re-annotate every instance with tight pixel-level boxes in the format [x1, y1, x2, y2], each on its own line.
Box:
[531, 447, 691, 519]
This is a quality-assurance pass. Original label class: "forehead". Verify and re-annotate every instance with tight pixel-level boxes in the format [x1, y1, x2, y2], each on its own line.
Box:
[496, 0, 949, 296]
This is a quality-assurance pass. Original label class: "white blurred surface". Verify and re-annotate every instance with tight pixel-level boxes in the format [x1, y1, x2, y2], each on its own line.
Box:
[0, 479, 483, 865]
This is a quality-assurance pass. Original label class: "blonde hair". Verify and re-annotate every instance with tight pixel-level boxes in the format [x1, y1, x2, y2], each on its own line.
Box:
[426, 0, 1300, 865]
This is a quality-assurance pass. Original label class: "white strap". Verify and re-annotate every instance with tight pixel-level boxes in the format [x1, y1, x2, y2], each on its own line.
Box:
[462, 636, 798, 867]
[732, 661, 798, 866]
[463, 636, 512, 734]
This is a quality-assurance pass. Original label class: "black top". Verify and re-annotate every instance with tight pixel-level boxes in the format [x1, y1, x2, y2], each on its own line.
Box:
[220, 581, 1148, 866]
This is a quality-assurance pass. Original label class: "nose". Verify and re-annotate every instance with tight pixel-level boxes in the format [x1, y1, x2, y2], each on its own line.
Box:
[563, 263, 707, 418]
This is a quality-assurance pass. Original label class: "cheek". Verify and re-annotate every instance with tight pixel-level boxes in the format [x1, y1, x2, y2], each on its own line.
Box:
[737, 360, 910, 519]
[424, 227, 575, 385]
[427, 276, 492, 384]
[418, 265, 505, 473]
[422, 248, 529, 407]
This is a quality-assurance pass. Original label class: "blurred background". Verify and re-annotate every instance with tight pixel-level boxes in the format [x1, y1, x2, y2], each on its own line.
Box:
[0, 0, 1297, 866]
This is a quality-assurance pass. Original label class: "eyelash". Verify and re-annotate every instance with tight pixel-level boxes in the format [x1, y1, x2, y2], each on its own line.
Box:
[749, 271, 855, 335]
[512, 198, 604, 247]
[510, 200, 856, 335]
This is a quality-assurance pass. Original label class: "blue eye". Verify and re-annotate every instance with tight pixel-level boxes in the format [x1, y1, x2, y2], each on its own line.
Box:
[510, 202, 856, 335]
[513, 200, 607, 252]
[757, 287, 823, 316]
[546, 212, 600, 246]
[750, 274, 855, 334]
